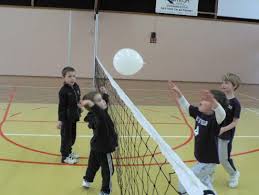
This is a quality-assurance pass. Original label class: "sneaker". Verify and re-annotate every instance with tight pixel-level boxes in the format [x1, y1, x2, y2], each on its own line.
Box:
[82, 180, 92, 188]
[62, 156, 78, 164]
[99, 192, 110, 195]
[209, 174, 215, 183]
[70, 152, 80, 159]
[229, 171, 240, 188]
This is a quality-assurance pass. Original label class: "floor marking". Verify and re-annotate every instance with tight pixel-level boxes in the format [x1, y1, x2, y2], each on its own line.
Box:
[240, 93, 259, 101]
[0, 84, 196, 92]
[245, 108, 259, 116]
[3, 133, 259, 138]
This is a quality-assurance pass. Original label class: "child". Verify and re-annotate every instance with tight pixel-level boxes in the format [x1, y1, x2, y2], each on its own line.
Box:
[219, 73, 241, 188]
[57, 66, 81, 164]
[81, 87, 118, 195]
[169, 81, 228, 194]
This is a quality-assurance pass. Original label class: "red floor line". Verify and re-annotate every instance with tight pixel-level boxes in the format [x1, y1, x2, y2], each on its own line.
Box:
[6, 119, 185, 125]
[0, 92, 15, 127]
[1, 88, 257, 167]
[232, 149, 259, 157]
[0, 89, 193, 162]
[0, 157, 167, 167]
[1, 133, 60, 156]
[1, 147, 259, 167]
[0, 124, 192, 160]
[143, 108, 182, 121]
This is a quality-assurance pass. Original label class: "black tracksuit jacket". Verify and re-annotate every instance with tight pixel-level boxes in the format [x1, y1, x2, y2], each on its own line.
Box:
[58, 83, 81, 122]
[84, 94, 118, 153]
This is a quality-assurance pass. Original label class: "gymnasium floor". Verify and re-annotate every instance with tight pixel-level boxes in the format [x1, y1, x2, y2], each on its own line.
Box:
[0, 76, 258, 195]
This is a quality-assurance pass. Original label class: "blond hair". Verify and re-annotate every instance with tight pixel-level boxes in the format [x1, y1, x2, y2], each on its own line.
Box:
[222, 73, 241, 90]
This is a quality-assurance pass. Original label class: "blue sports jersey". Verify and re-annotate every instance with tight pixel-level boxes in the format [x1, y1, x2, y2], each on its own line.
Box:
[219, 97, 241, 140]
[189, 105, 220, 164]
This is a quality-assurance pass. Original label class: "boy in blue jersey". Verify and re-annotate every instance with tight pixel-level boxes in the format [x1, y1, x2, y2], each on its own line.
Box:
[169, 81, 228, 194]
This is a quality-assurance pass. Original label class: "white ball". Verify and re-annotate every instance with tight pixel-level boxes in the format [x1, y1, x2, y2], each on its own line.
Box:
[113, 48, 144, 76]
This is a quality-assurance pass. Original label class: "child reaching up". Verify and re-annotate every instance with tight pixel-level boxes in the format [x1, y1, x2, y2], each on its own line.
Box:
[81, 87, 118, 195]
[169, 81, 228, 195]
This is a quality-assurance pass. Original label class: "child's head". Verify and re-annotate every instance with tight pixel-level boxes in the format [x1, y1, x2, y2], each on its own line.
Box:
[83, 91, 107, 111]
[62, 66, 76, 86]
[221, 73, 241, 93]
[198, 90, 228, 113]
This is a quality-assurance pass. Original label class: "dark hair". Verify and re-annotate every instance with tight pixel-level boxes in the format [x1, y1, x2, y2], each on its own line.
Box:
[62, 66, 75, 77]
[83, 91, 100, 111]
[210, 90, 229, 110]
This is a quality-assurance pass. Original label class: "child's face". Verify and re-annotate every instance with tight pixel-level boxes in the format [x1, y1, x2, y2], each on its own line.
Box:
[221, 81, 235, 93]
[64, 71, 76, 86]
[93, 94, 107, 110]
[198, 100, 213, 113]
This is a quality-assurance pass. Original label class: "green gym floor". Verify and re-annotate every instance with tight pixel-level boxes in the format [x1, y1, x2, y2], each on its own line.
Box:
[0, 77, 258, 195]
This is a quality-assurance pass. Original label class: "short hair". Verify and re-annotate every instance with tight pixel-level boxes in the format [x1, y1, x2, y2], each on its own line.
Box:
[210, 89, 229, 110]
[83, 91, 100, 111]
[222, 73, 241, 90]
[62, 66, 75, 77]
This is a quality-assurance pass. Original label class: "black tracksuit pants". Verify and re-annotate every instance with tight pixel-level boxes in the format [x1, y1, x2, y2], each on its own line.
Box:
[84, 150, 114, 194]
[60, 121, 77, 159]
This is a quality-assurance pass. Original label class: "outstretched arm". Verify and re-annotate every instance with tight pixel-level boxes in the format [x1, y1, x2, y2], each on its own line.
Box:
[168, 81, 190, 115]
[100, 86, 109, 104]
[201, 90, 226, 125]
[80, 99, 106, 118]
[81, 99, 95, 108]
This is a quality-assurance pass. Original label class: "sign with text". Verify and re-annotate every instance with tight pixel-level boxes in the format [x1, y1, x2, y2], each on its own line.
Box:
[156, 0, 199, 16]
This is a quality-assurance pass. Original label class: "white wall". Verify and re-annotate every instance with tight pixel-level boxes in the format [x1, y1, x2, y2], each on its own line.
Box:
[218, 0, 259, 20]
[0, 7, 258, 84]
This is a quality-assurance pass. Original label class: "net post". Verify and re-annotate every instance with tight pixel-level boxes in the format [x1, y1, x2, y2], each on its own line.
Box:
[67, 10, 72, 66]
[93, 0, 100, 88]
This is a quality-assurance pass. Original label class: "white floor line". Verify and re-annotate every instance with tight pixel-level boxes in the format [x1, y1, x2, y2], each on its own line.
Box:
[3, 133, 259, 138]
[245, 108, 259, 116]
[239, 93, 259, 101]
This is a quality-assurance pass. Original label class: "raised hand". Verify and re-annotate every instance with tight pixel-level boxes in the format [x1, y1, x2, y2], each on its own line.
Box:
[100, 86, 108, 94]
[201, 90, 218, 108]
[80, 100, 94, 107]
[168, 81, 183, 98]
[57, 121, 62, 129]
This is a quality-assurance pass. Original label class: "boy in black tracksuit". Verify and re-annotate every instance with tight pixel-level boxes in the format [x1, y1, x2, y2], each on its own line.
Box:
[57, 67, 82, 164]
[81, 87, 118, 195]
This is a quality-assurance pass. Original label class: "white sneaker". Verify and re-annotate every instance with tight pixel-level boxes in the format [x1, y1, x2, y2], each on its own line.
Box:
[209, 175, 215, 183]
[82, 180, 92, 188]
[62, 156, 78, 164]
[229, 171, 240, 188]
[70, 152, 80, 159]
[99, 192, 110, 195]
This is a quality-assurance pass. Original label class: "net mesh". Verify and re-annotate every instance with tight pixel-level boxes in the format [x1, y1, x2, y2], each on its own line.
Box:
[94, 58, 179, 195]
[94, 58, 209, 195]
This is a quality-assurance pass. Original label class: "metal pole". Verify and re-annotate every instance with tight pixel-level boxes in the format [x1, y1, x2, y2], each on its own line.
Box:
[68, 10, 72, 66]
[214, 0, 219, 19]
[93, 0, 100, 88]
